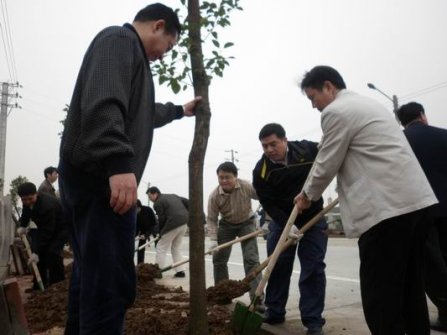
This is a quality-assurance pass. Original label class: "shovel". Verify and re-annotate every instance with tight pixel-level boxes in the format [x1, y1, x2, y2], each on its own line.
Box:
[135, 236, 160, 252]
[160, 229, 264, 273]
[21, 234, 45, 292]
[232, 198, 339, 334]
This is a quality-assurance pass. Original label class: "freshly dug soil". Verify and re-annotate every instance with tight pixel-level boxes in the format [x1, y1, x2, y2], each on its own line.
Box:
[206, 279, 250, 305]
[24, 263, 235, 334]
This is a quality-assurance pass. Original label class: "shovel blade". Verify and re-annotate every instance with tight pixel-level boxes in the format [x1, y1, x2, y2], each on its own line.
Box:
[231, 301, 264, 334]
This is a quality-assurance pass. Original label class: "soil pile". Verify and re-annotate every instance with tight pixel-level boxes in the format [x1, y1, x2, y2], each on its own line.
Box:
[24, 263, 234, 334]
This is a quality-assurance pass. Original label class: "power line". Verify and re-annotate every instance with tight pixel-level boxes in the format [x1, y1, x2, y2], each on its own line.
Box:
[399, 81, 447, 101]
[0, 0, 17, 83]
[2, 0, 17, 81]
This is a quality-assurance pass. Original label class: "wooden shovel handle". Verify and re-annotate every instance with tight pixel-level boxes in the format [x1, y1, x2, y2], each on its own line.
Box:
[161, 229, 264, 272]
[21, 234, 45, 292]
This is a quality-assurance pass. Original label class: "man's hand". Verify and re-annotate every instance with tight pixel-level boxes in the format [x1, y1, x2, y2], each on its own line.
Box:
[28, 253, 39, 265]
[208, 241, 218, 255]
[288, 225, 304, 244]
[294, 191, 311, 213]
[183, 96, 203, 116]
[109, 173, 137, 215]
[261, 223, 270, 235]
[138, 234, 146, 240]
[17, 227, 28, 235]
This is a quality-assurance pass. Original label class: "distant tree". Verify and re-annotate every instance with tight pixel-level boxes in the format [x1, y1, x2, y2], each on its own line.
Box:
[152, 1, 242, 333]
[8, 175, 29, 224]
[58, 104, 69, 138]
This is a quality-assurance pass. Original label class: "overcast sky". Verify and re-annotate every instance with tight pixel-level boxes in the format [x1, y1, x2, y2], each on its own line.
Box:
[1, 0, 446, 207]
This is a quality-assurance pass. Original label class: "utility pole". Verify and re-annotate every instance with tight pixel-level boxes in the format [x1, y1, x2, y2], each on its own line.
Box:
[225, 149, 238, 164]
[0, 82, 21, 195]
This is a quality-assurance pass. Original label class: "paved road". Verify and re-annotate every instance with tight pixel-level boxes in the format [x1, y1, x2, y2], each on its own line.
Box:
[138, 236, 443, 335]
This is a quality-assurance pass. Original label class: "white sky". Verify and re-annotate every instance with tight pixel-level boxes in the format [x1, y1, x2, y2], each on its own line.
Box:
[1, 0, 447, 207]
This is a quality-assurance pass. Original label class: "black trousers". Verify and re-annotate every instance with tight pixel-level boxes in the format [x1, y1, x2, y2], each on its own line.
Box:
[425, 216, 447, 322]
[137, 237, 147, 264]
[358, 209, 430, 335]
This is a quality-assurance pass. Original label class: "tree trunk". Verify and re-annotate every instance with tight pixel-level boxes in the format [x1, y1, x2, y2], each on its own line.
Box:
[187, 0, 211, 334]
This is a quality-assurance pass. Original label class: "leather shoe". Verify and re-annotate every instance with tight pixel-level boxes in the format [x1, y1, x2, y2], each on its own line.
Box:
[174, 271, 185, 278]
[430, 318, 447, 332]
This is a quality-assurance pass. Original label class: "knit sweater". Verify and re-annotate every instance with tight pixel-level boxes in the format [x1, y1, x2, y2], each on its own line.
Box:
[60, 23, 183, 183]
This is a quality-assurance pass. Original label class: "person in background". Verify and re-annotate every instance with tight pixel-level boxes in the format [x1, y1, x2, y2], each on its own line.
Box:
[147, 186, 189, 278]
[207, 162, 263, 308]
[17, 182, 67, 289]
[397, 102, 447, 332]
[58, 3, 201, 333]
[135, 199, 158, 265]
[38, 166, 58, 197]
[295, 65, 438, 335]
[253, 123, 327, 335]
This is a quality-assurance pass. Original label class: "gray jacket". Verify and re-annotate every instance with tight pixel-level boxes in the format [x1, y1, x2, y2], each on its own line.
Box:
[153, 194, 189, 235]
[303, 90, 437, 237]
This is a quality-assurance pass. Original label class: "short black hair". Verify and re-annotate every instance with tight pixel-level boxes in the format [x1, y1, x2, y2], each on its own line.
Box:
[147, 186, 161, 195]
[216, 162, 238, 176]
[259, 123, 286, 140]
[17, 182, 37, 197]
[300, 65, 347, 91]
[397, 102, 425, 126]
[43, 166, 58, 178]
[134, 3, 181, 36]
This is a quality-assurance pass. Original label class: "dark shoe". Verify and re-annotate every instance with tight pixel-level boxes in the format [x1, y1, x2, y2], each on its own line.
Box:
[430, 318, 447, 332]
[306, 328, 324, 335]
[263, 315, 285, 325]
[174, 271, 185, 278]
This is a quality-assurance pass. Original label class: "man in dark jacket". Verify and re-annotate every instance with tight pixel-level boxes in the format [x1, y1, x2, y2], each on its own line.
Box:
[135, 199, 158, 264]
[38, 166, 58, 197]
[58, 4, 201, 334]
[147, 186, 189, 278]
[17, 182, 67, 288]
[253, 123, 327, 335]
[397, 102, 447, 332]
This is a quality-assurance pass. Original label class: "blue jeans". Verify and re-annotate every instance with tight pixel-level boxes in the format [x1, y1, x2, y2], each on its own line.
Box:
[59, 162, 136, 335]
[265, 219, 327, 330]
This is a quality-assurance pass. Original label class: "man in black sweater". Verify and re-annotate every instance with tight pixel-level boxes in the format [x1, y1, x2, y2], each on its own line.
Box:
[58, 4, 201, 334]
[135, 199, 158, 264]
[18, 182, 67, 288]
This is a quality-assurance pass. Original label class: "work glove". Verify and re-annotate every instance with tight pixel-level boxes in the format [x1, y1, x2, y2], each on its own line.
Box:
[288, 225, 303, 244]
[261, 223, 270, 235]
[207, 241, 219, 255]
[28, 253, 39, 265]
[17, 227, 28, 235]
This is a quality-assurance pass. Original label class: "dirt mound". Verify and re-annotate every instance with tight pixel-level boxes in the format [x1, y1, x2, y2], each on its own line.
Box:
[25, 264, 234, 334]
[206, 279, 250, 305]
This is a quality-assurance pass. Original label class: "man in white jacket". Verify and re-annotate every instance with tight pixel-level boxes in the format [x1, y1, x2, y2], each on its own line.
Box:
[295, 65, 438, 335]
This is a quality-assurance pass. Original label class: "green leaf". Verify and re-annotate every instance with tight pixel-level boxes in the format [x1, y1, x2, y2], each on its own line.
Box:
[212, 39, 220, 48]
[223, 42, 234, 48]
[171, 79, 181, 94]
